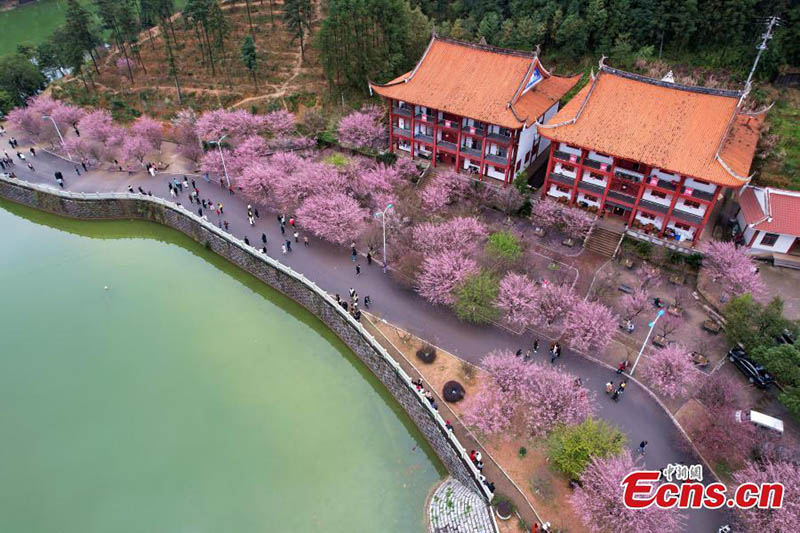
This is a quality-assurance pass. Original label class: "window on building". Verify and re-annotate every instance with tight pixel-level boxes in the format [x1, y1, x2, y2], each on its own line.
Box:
[674, 222, 691, 231]
[639, 212, 654, 220]
[683, 200, 701, 209]
[525, 151, 531, 163]
[650, 190, 667, 199]
[761, 233, 780, 247]
[557, 185, 571, 193]
[516, 161, 521, 171]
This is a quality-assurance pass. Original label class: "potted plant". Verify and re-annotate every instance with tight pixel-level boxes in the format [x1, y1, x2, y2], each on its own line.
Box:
[494, 498, 514, 521]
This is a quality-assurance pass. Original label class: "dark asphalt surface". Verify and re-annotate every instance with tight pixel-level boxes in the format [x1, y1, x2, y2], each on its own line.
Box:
[4, 145, 732, 531]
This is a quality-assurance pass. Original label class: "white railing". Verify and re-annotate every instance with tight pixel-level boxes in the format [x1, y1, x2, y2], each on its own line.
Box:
[0, 174, 492, 501]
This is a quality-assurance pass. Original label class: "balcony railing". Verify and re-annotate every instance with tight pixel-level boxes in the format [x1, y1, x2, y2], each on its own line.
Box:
[607, 189, 636, 204]
[438, 118, 460, 130]
[437, 139, 457, 152]
[555, 150, 581, 163]
[392, 106, 412, 117]
[550, 172, 576, 186]
[682, 187, 715, 202]
[414, 114, 436, 125]
[655, 178, 678, 191]
[578, 180, 607, 195]
[484, 152, 509, 166]
[671, 209, 704, 225]
[393, 126, 411, 138]
[638, 199, 669, 214]
[487, 131, 512, 144]
[414, 132, 434, 145]
[460, 145, 482, 158]
[615, 168, 644, 181]
[462, 126, 486, 137]
[583, 158, 610, 171]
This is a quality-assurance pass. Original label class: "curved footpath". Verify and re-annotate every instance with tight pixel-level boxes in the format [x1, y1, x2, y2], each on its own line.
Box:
[2, 146, 731, 531]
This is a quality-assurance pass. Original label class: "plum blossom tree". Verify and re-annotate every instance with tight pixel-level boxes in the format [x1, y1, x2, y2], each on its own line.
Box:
[394, 158, 418, 179]
[463, 350, 595, 437]
[7, 105, 43, 139]
[337, 106, 385, 150]
[121, 135, 153, 166]
[263, 109, 296, 137]
[271, 159, 348, 211]
[640, 344, 700, 398]
[295, 193, 368, 245]
[496, 273, 538, 328]
[195, 109, 266, 143]
[562, 206, 596, 240]
[421, 170, 469, 211]
[571, 451, 683, 532]
[701, 240, 765, 297]
[635, 264, 661, 290]
[416, 250, 479, 306]
[733, 460, 800, 532]
[412, 217, 487, 255]
[130, 116, 163, 149]
[267, 135, 315, 151]
[562, 299, 617, 352]
[532, 282, 577, 327]
[620, 288, 650, 320]
[228, 135, 269, 174]
[171, 109, 202, 162]
[530, 198, 564, 229]
[238, 160, 272, 205]
[78, 110, 121, 145]
[356, 163, 401, 195]
[530, 198, 596, 240]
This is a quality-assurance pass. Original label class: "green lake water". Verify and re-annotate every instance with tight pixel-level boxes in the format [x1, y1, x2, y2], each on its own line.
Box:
[0, 200, 443, 532]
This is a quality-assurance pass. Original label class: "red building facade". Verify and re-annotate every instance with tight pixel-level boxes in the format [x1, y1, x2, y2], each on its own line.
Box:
[538, 65, 765, 245]
[370, 37, 580, 185]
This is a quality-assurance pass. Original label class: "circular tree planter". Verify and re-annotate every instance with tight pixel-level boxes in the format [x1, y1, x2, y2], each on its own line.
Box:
[496, 500, 513, 521]
[416, 344, 437, 364]
[442, 380, 465, 403]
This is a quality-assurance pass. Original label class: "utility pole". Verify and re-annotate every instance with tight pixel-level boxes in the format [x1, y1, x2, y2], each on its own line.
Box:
[742, 16, 780, 98]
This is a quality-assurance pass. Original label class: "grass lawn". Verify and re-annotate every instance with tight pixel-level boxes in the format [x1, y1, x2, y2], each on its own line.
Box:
[0, 0, 188, 57]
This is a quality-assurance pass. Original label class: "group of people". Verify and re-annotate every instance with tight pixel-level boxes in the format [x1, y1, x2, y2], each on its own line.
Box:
[605, 378, 628, 401]
[335, 288, 370, 322]
[411, 378, 438, 411]
[514, 339, 541, 362]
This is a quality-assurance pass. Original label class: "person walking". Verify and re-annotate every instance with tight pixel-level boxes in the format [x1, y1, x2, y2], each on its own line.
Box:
[281, 243, 287, 254]
[616, 360, 628, 375]
[198, 207, 203, 217]
[29, 147, 36, 157]
[285, 239, 292, 252]
[367, 250, 372, 265]
[223, 220, 229, 231]
[249, 215, 255, 226]
[254, 207, 259, 218]
[350, 242, 357, 262]
[289, 217, 295, 227]
[261, 233, 267, 245]
[349, 287, 355, 299]
[261, 246, 267, 254]
[605, 381, 614, 394]
[638, 440, 648, 455]
[244, 236, 250, 246]
[81, 161, 88, 172]
[364, 295, 371, 308]
[280, 223, 285, 235]
[303, 236, 309, 247]
[293, 231, 299, 243]
[218, 202, 223, 214]
[533, 339, 539, 353]
[26, 161, 34, 171]
[355, 264, 361, 276]
[191, 179, 196, 189]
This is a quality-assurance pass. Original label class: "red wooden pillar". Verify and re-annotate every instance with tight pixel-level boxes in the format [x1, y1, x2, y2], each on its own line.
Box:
[387, 99, 394, 153]
[455, 116, 463, 174]
[409, 107, 416, 160]
[569, 148, 585, 205]
[599, 157, 615, 213]
[694, 185, 721, 245]
[627, 171, 647, 227]
[541, 144, 556, 199]
[478, 124, 487, 181]
[660, 175, 686, 237]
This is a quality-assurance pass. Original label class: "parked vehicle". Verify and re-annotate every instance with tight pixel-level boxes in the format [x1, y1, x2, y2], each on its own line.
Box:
[736, 409, 784, 434]
[727, 347, 775, 388]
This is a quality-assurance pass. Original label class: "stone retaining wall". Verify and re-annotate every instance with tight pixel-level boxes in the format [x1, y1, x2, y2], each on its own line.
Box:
[0, 176, 490, 500]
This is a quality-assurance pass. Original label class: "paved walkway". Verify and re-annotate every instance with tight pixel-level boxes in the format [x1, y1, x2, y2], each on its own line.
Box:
[428, 478, 496, 533]
[2, 140, 731, 531]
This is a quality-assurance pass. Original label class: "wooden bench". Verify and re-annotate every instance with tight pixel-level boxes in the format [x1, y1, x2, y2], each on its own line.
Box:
[618, 284, 634, 294]
[669, 274, 684, 285]
[702, 319, 722, 334]
[652, 335, 668, 348]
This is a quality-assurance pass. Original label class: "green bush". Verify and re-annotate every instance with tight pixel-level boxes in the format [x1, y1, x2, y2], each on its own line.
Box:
[323, 153, 350, 167]
[376, 151, 397, 166]
[546, 418, 626, 480]
[630, 239, 653, 258]
[453, 271, 499, 324]
[685, 253, 704, 269]
[485, 230, 523, 265]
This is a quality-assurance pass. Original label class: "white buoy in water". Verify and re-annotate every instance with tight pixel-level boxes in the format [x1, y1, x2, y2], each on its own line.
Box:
[104, 286, 109, 290]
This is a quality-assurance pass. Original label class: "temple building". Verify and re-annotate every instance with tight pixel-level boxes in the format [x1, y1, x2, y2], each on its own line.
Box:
[737, 185, 800, 256]
[369, 36, 581, 184]
[537, 62, 766, 245]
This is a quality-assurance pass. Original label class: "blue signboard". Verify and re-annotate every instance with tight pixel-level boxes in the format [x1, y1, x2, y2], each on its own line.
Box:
[523, 68, 542, 93]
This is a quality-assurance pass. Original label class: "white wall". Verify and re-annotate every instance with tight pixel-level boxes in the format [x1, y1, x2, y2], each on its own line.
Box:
[516, 122, 538, 170]
[666, 222, 695, 241]
[581, 170, 608, 187]
[641, 190, 673, 206]
[547, 184, 571, 200]
[577, 192, 601, 207]
[554, 162, 577, 178]
[635, 212, 664, 228]
[750, 231, 796, 254]
[673, 198, 707, 217]
[463, 158, 480, 172]
[558, 142, 581, 156]
[485, 165, 505, 181]
[684, 178, 716, 194]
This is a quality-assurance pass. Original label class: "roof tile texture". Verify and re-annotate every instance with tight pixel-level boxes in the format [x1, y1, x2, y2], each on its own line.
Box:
[740, 187, 800, 237]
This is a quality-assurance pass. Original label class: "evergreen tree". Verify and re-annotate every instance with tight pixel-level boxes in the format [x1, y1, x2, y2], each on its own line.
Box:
[0, 54, 46, 105]
[283, 0, 313, 59]
[65, 0, 101, 74]
[477, 11, 500, 44]
[240, 35, 259, 90]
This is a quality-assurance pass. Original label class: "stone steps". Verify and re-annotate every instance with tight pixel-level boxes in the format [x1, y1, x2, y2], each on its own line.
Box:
[585, 227, 623, 257]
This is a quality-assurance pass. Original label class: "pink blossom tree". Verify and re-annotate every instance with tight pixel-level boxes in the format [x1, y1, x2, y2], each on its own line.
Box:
[7, 106, 43, 139]
[562, 299, 617, 352]
[228, 135, 269, 174]
[530, 198, 596, 240]
[640, 344, 700, 398]
[356, 163, 401, 195]
[171, 109, 203, 162]
[635, 264, 661, 290]
[195, 108, 266, 143]
[267, 135, 315, 151]
[620, 288, 650, 320]
[238, 160, 272, 205]
[130, 116, 163, 149]
[78, 110, 121, 145]
[199, 147, 230, 177]
[496, 273, 538, 328]
[733, 460, 800, 532]
[337, 107, 385, 150]
[571, 451, 683, 532]
[532, 282, 578, 327]
[562, 206, 596, 240]
[121, 135, 153, 166]
[263, 109, 296, 137]
[530, 198, 564, 229]
[271, 159, 348, 211]
[416, 250, 479, 306]
[463, 350, 595, 437]
[411, 217, 487, 255]
[421, 170, 469, 211]
[394, 158, 419, 179]
[295, 193, 369, 245]
[701, 240, 765, 297]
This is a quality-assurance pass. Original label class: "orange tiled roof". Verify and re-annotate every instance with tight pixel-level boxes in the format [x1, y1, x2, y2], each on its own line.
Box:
[739, 187, 800, 237]
[539, 66, 765, 187]
[369, 37, 580, 129]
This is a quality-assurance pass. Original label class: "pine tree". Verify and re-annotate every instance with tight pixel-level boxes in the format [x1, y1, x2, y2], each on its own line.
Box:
[240, 35, 258, 91]
[65, 0, 100, 74]
[283, 0, 313, 59]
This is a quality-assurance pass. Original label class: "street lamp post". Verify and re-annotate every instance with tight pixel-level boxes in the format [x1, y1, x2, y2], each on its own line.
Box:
[42, 115, 72, 161]
[630, 309, 665, 376]
[374, 203, 394, 273]
[208, 133, 230, 187]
